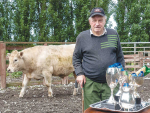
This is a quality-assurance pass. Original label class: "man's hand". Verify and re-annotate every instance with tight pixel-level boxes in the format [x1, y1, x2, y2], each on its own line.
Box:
[76, 75, 86, 88]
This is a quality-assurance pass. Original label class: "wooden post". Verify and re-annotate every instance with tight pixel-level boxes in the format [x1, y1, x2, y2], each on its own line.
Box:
[0, 41, 6, 89]
[44, 43, 47, 46]
[139, 52, 143, 67]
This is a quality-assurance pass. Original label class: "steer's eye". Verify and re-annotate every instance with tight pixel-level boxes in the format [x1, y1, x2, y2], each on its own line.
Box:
[14, 59, 17, 62]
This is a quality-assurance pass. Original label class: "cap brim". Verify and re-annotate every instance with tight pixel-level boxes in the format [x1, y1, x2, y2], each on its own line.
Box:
[90, 13, 105, 17]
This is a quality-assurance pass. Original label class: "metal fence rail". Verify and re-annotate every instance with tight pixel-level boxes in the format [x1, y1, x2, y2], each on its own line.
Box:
[121, 42, 150, 54]
[1, 41, 150, 89]
[121, 42, 150, 72]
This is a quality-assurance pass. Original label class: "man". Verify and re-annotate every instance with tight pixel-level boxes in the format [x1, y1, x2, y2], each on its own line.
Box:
[73, 7, 125, 111]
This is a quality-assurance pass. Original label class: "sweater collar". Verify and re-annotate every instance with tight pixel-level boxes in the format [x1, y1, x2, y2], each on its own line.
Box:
[90, 28, 107, 37]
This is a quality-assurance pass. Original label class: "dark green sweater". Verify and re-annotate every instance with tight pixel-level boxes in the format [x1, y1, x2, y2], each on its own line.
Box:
[73, 28, 125, 83]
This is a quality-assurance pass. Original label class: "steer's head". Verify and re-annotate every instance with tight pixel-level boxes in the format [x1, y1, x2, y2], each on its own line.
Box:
[7, 50, 24, 73]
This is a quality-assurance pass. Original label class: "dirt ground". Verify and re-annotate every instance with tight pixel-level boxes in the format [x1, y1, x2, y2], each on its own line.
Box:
[0, 76, 82, 113]
[0, 75, 150, 113]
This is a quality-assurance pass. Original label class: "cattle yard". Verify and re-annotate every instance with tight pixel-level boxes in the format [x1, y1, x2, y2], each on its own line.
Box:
[0, 41, 83, 113]
[1, 41, 150, 88]
[1, 41, 150, 113]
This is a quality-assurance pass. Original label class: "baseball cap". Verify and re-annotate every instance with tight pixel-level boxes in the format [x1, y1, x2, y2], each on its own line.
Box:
[90, 7, 105, 17]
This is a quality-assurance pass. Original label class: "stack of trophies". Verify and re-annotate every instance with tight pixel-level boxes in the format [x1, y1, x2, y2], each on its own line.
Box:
[105, 64, 150, 111]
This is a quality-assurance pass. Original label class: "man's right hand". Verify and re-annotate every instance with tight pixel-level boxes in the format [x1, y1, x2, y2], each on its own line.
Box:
[76, 75, 86, 88]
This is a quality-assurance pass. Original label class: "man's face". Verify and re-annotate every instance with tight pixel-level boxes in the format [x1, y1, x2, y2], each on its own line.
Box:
[89, 15, 106, 34]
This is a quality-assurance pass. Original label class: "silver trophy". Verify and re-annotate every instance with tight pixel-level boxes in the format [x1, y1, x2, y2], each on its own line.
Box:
[118, 71, 135, 111]
[119, 83, 135, 111]
[115, 70, 128, 99]
[132, 76, 143, 98]
[106, 67, 119, 104]
[119, 72, 144, 110]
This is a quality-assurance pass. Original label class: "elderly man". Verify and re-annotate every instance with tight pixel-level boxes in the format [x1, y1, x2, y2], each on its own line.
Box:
[73, 7, 125, 111]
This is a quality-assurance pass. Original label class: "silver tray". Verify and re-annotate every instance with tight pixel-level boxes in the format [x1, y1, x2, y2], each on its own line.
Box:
[90, 99, 150, 112]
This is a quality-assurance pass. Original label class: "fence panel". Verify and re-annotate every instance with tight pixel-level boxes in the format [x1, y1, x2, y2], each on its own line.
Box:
[121, 42, 150, 71]
[1, 42, 150, 88]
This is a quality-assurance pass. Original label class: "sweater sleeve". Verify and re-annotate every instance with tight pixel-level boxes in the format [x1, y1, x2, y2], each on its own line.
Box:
[73, 34, 84, 76]
[116, 33, 125, 69]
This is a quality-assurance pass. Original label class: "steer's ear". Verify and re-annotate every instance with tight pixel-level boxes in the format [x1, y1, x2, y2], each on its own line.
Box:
[19, 52, 23, 58]
[7, 53, 11, 58]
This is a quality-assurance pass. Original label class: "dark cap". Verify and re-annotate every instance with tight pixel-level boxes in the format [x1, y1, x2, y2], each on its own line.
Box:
[90, 7, 105, 17]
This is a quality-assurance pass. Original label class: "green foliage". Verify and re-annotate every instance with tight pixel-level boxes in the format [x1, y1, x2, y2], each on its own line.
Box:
[11, 71, 22, 78]
[6, 71, 9, 77]
[13, 0, 36, 42]
[6, 71, 22, 78]
[114, 0, 150, 43]
[48, 0, 75, 42]
[0, 1, 12, 41]
[1, 0, 149, 43]
[0, 0, 112, 42]
[68, 73, 73, 77]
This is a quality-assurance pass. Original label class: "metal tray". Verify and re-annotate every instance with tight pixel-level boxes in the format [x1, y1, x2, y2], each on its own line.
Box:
[90, 99, 150, 112]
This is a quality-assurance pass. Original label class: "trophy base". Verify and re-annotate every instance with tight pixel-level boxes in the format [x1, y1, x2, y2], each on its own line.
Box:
[94, 99, 116, 110]
[107, 95, 116, 104]
[115, 103, 121, 110]
[90, 99, 150, 112]
[135, 97, 141, 104]
[114, 95, 120, 102]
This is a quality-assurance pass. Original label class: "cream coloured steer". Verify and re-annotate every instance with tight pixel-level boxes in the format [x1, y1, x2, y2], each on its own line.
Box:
[7, 45, 77, 97]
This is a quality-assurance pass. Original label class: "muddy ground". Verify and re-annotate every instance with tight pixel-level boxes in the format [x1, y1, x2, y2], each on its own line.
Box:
[0, 76, 82, 113]
[0, 75, 150, 113]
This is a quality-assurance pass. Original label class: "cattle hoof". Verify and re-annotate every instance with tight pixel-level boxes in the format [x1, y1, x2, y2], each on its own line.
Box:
[48, 95, 53, 97]
[19, 95, 23, 98]
[48, 92, 53, 97]
[73, 88, 78, 96]
[73, 92, 77, 96]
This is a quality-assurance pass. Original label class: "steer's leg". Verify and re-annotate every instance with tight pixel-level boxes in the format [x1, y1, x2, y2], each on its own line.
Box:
[73, 71, 78, 95]
[43, 71, 53, 97]
[19, 74, 30, 97]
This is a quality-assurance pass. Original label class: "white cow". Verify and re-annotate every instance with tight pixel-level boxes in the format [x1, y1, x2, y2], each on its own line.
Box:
[7, 44, 77, 97]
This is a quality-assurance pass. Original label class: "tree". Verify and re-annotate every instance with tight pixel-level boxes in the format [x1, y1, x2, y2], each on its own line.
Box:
[114, 0, 150, 43]
[0, 0, 124, 42]
[0, 0, 12, 41]
[73, 0, 90, 39]
[47, 0, 75, 42]
[13, 0, 36, 42]
[140, 0, 150, 42]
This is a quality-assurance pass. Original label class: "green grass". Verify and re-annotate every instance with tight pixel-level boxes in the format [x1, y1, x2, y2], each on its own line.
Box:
[68, 73, 74, 77]
[7, 71, 23, 78]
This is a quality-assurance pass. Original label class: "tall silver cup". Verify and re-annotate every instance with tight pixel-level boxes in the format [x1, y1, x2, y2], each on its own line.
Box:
[119, 83, 135, 111]
[106, 67, 119, 104]
[115, 70, 129, 101]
